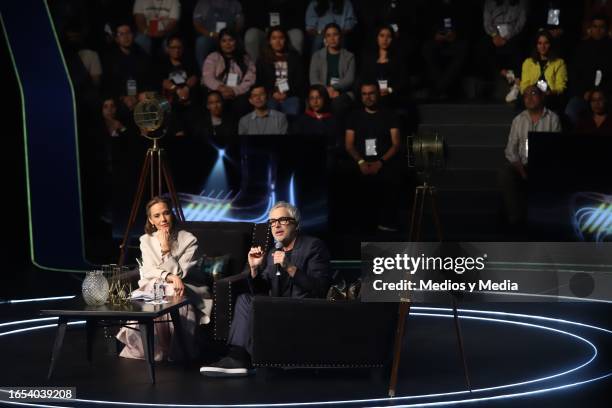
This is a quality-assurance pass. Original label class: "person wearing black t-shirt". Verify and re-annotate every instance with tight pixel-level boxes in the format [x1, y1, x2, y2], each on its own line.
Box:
[159, 36, 201, 105]
[344, 82, 402, 232]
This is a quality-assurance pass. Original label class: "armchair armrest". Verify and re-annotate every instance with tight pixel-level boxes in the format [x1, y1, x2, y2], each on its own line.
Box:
[213, 271, 250, 341]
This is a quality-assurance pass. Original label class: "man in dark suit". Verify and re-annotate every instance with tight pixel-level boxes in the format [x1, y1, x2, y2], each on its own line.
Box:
[200, 201, 331, 377]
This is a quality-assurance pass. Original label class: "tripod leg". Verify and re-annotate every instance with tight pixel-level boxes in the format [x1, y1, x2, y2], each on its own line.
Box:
[409, 187, 419, 240]
[428, 187, 443, 242]
[414, 186, 427, 241]
[157, 149, 162, 197]
[160, 151, 185, 222]
[388, 302, 411, 397]
[119, 151, 152, 266]
[452, 298, 472, 391]
[409, 187, 424, 241]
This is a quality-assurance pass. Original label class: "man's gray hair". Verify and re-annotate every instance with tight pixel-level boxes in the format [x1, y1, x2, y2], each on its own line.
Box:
[270, 201, 300, 228]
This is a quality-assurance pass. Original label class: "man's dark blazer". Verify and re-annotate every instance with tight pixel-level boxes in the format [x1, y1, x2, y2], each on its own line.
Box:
[247, 234, 331, 298]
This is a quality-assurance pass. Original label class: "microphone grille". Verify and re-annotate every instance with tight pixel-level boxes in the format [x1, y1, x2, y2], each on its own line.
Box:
[275, 240, 283, 250]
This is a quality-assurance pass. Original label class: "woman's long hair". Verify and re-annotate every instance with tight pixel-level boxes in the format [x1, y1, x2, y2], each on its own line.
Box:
[530, 30, 558, 63]
[144, 196, 177, 235]
[307, 84, 331, 113]
[217, 28, 248, 82]
[369, 25, 398, 61]
[261, 26, 291, 64]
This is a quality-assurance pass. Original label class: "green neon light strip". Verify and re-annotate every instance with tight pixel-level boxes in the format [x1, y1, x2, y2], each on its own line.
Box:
[44, 0, 89, 272]
[1, 4, 89, 273]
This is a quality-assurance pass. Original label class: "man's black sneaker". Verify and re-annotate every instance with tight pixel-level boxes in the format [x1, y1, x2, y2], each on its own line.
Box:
[200, 356, 254, 377]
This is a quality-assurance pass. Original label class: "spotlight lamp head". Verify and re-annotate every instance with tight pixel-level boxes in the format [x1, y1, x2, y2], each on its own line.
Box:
[408, 131, 446, 175]
[133, 92, 171, 140]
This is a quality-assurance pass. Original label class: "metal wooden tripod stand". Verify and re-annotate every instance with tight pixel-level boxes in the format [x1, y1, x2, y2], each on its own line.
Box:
[118, 138, 185, 266]
[387, 181, 472, 397]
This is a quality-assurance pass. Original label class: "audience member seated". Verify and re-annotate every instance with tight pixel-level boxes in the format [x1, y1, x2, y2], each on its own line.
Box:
[499, 85, 561, 226]
[360, 25, 408, 108]
[193, 0, 244, 71]
[238, 85, 288, 135]
[582, 0, 612, 39]
[355, 0, 416, 41]
[200, 201, 331, 377]
[293, 85, 341, 158]
[132, 0, 180, 56]
[243, 0, 307, 61]
[102, 22, 155, 111]
[516, 30, 567, 109]
[162, 73, 204, 193]
[309, 23, 355, 120]
[159, 36, 200, 104]
[305, 0, 357, 54]
[528, 0, 577, 59]
[421, 1, 469, 100]
[255, 27, 305, 118]
[344, 82, 402, 232]
[565, 15, 612, 125]
[62, 21, 103, 88]
[117, 196, 207, 361]
[202, 28, 256, 117]
[479, 0, 528, 100]
[575, 88, 612, 134]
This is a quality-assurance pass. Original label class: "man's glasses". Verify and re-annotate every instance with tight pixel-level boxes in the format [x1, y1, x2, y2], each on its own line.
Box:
[269, 217, 295, 226]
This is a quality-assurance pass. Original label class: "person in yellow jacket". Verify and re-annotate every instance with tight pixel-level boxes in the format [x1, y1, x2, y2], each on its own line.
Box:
[506, 30, 568, 103]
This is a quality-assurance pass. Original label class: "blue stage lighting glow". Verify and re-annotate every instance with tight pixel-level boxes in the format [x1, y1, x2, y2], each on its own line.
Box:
[571, 192, 612, 242]
[181, 163, 299, 224]
[1, 308, 610, 407]
[289, 173, 296, 206]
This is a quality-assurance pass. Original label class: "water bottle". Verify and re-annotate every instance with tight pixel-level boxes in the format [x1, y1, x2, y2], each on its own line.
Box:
[153, 279, 165, 302]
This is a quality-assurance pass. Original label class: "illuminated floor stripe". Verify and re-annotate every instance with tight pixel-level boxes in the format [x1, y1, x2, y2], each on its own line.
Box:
[0, 295, 75, 304]
[0, 308, 610, 407]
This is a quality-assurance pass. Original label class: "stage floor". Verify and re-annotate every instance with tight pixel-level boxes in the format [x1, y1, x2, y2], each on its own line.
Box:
[1, 299, 611, 407]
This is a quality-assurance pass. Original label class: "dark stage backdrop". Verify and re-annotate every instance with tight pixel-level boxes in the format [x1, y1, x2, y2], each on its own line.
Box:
[528, 132, 612, 242]
[139, 133, 330, 235]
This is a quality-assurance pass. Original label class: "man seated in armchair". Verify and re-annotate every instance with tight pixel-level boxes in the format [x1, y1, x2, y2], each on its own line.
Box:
[200, 201, 331, 377]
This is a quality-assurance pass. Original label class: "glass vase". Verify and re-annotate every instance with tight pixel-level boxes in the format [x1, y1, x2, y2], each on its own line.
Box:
[82, 270, 109, 306]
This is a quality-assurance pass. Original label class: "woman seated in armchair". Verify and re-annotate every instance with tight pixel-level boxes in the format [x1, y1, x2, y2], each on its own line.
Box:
[117, 196, 212, 361]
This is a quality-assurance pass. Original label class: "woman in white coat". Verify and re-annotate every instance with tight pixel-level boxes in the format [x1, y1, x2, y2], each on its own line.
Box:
[117, 196, 202, 361]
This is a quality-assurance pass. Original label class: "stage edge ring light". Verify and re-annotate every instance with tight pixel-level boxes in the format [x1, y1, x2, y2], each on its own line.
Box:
[0, 308, 610, 407]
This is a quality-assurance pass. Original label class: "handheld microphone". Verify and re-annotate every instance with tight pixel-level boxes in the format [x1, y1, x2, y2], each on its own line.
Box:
[274, 240, 283, 276]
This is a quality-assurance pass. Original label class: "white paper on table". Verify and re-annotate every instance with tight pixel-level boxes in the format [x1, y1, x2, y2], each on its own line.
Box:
[130, 289, 154, 300]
